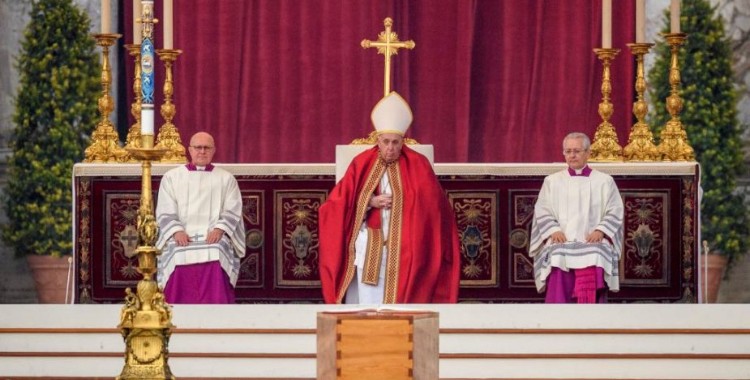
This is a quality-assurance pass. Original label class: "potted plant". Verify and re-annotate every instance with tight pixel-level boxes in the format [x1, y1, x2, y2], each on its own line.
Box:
[1, 0, 100, 302]
[648, 0, 749, 302]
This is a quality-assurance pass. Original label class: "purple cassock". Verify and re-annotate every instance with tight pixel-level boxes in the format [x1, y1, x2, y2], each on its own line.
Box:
[163, 261, 236, 304]
[544, 266, 608, 303]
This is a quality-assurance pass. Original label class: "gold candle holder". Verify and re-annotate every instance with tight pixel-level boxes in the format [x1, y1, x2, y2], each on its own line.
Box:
[623, 43, 659, 161]
[590, 48, 623, 161]
[84, 33, 127, 163]
[657, 33, 694, 161]
[118, 144, 174, 380]
[122, 44, 143, 161]
[155, 49, 186, 163]
[118, 2, 173, 377]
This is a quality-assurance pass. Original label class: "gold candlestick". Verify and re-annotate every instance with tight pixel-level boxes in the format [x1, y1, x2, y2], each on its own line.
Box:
[118, 2, 173, 378]
[657, 33, 694, 161]
[590, 48, 623, 161]
[122, 44, 143, 161]
[623, 43, 659, 161]
[117, 144, 174, 380]
[155, 49, 186, 163]
[84, 33, 127, 163]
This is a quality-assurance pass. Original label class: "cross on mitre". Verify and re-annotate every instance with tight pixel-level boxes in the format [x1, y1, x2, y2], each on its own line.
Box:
[361, 17, 415, 97]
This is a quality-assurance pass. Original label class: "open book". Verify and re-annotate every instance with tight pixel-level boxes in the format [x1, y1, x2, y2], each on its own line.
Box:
[321, 305, 434, 315]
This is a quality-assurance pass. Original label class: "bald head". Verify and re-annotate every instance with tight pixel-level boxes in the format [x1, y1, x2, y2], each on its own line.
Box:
[190, 132, 214, 147]
[188, 131, 216, 166]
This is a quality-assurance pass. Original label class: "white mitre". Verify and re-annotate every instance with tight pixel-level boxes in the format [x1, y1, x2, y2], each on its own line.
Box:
[371, 91, 413, 136]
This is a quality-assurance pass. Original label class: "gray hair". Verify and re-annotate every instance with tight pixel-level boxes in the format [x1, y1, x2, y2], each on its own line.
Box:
[562, 132, 591, 151]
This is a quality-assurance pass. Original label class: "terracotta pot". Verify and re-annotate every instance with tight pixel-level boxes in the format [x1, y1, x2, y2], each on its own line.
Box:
[26, 255, 74, 303]
[698, 254, 728, 303]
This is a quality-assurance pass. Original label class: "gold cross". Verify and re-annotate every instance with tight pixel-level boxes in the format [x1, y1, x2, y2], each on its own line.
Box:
[361, 17, 415, 97]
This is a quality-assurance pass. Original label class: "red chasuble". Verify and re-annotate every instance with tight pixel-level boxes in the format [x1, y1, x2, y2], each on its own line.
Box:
[319, 145, 461, 304]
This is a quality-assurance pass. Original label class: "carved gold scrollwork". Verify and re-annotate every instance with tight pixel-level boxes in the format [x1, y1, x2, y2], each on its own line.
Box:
[624, 43, 659, 161]
[590, 48, 623, 161]
[657, 33, 695, 161]
[351, 130, 419, 145]
[85, 33, 128, 163]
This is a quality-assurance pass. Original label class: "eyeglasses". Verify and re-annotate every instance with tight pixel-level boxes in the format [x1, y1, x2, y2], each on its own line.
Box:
[190, 145, 214, 151]
[563, 149, 587, 156]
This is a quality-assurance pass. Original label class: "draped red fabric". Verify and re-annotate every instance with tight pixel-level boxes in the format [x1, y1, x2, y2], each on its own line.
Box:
[123, 0, 635, 163]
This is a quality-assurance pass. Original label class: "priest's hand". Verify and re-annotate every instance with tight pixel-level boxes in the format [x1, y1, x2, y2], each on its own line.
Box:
[586, 230, 604, 243]
[206, 228, 225, 244]
[369, 194, 393, 209]
[549, 231, 566, 244]
[173, 231, 190, 246]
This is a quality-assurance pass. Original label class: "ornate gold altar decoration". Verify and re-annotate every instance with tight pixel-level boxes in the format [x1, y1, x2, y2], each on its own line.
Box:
[122, 44, 143, 160]
[657, 33, 695, 161]
[84, 33, 128, 163]
[590, 48, 623, 161]
[361, 17, 415, 97]
[155, 49, 186, 163]
[117, 140, 174, 379]
[355, 17, 417, 144]
[351, 130, 419, 145]
[118, 2, 174, 377]
[623, 43, 659, 161]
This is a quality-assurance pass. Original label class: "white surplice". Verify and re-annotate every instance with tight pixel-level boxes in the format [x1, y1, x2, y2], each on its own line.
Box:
[155, 165, 246, 290]
[529, 168, 624, 293]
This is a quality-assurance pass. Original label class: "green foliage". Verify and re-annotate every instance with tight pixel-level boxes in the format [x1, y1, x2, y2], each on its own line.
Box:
[2, 0, 99, 257]
[648, 0, 749, 270]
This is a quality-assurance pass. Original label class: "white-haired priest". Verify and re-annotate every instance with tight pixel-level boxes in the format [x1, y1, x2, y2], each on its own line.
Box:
[529, 132, 623, 303]
[319, 92, 461, 304]
[155, 131, 246, 303]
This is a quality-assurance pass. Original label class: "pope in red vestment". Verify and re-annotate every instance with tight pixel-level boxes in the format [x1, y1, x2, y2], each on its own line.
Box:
[318, 92, 461, 304]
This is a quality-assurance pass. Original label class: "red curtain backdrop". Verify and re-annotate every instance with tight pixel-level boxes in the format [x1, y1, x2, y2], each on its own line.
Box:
[123, 0, 635, 163]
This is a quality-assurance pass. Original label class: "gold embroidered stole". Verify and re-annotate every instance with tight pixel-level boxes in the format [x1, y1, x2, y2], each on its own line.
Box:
[339, 158, 403, 303]
[361, 162, 403, 302]
[381, 162, 403, 303]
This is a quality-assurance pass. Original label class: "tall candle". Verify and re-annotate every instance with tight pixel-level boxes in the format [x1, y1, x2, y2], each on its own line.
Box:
[141, 108, 154, 135]
[636, 0, 645, 42]
[164, 0, 173, 49]
[670, 0, 681, 33]
[100, 0, 111, 33]
[140, 0, 155, 136]
[133, 1, 142, 45]
[602, 0, 612, 48]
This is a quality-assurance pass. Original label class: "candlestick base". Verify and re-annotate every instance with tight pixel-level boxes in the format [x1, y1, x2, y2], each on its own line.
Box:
[590, 48, 622, 162]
